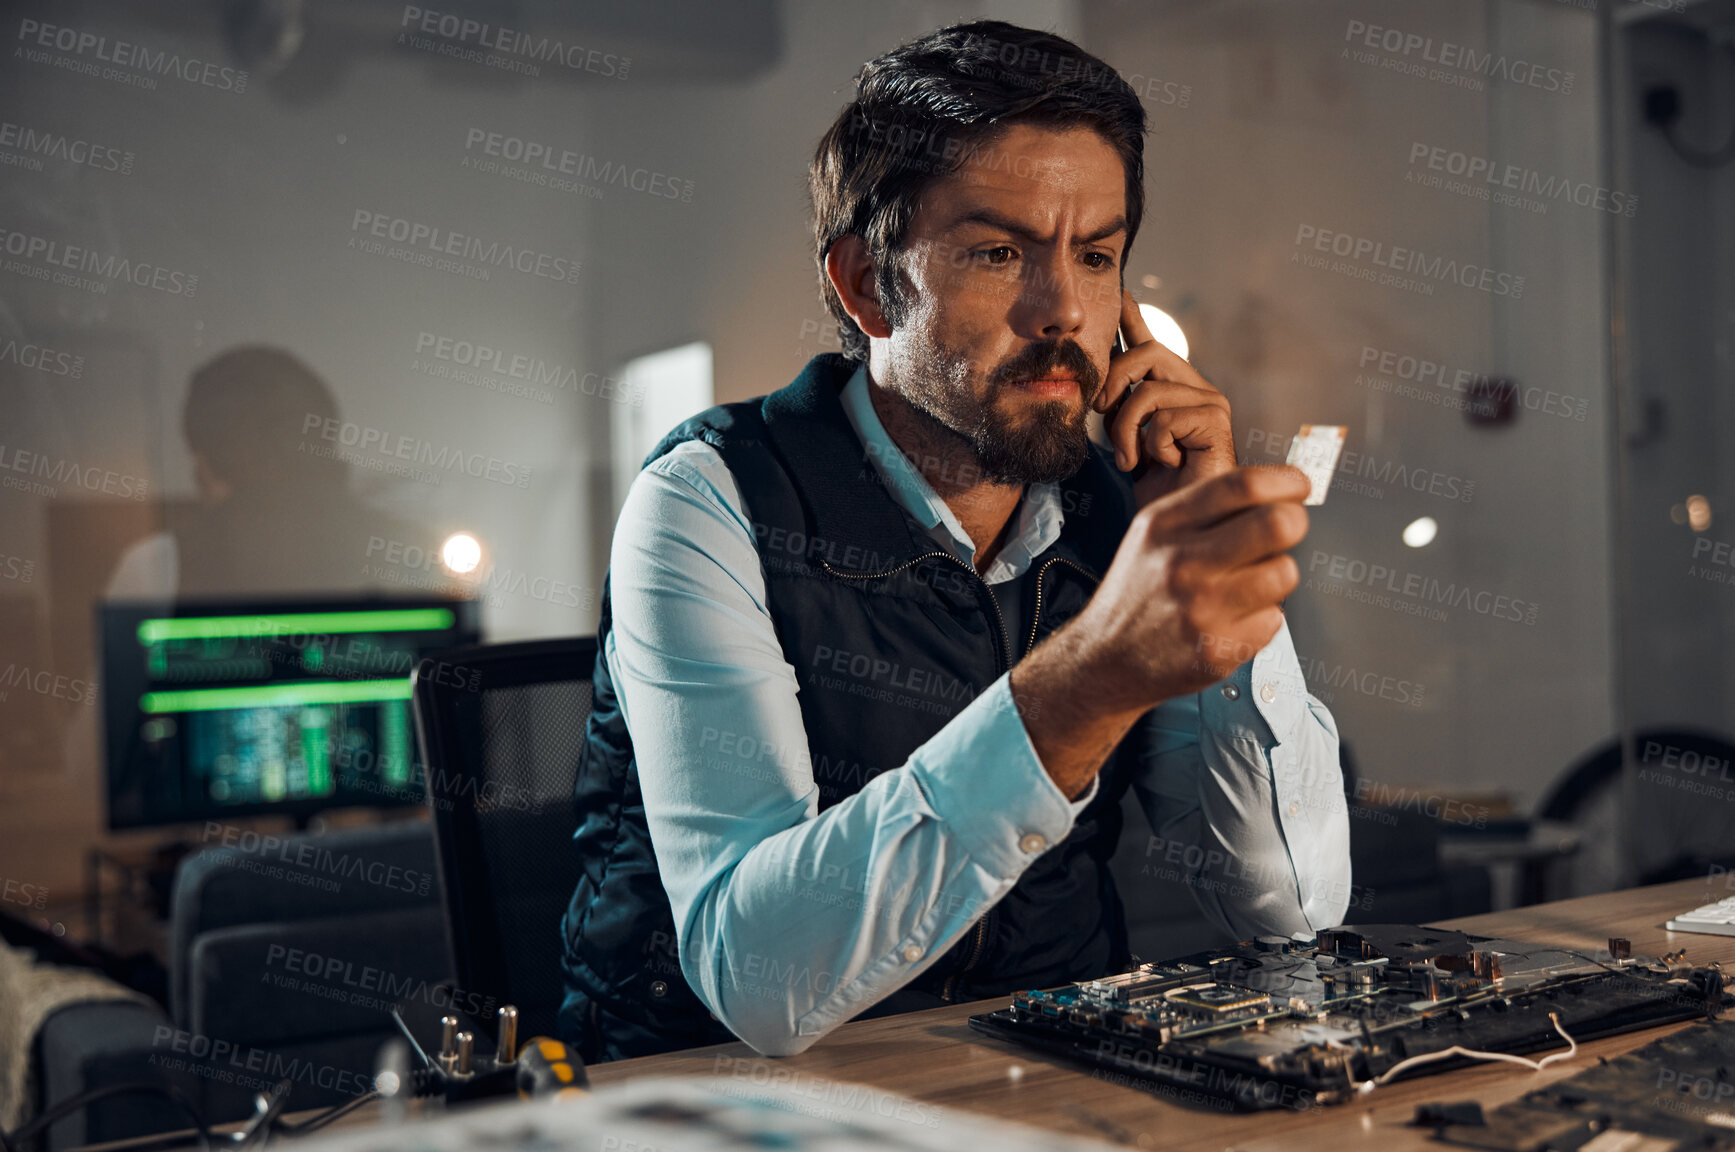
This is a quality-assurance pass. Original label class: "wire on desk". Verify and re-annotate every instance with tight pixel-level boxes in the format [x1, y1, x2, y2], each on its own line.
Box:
[276, 1092, 381, 1136]
[5, 1063, 430, 1151]
[0, 1082, 213, 1152]
[1352, 1011, 1578, 1096]
[274, 1067, 442, 1139]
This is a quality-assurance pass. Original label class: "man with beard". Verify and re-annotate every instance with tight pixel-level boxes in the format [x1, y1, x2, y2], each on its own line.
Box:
[559, 21, 1352, 1061]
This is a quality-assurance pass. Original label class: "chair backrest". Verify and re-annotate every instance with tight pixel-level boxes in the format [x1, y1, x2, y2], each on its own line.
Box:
[1540, 727, 1735, 820]
[1539, 726, 1735, 886]
[410, 636, 597, 1041]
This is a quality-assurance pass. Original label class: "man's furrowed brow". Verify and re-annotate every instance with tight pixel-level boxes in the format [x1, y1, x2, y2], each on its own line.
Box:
[1079, 215, 1128, 244]
[948, 207, 1127, 246]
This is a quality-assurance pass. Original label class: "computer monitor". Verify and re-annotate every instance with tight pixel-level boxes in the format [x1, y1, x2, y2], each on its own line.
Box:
[100, 595, 480, 830]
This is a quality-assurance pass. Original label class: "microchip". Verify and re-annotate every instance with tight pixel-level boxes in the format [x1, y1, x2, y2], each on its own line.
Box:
[1286, 424, 1347, 506]
[1167, 984, 1272, 1014]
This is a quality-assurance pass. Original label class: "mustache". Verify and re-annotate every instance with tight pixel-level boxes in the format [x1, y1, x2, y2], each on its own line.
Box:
[990, 339, 1102, 404]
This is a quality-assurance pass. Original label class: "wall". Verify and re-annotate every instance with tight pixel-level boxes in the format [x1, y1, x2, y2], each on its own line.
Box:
[1082, 0, 1615, 821]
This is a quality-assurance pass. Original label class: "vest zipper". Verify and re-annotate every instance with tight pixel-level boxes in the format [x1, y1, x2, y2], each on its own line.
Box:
[1024, 557, 1102, 657]
[821, 550, 1103, 1003]
[940, 556, 1101, 1002]
[819, 550, 1013, 670]
[946, 915, 991, 1001]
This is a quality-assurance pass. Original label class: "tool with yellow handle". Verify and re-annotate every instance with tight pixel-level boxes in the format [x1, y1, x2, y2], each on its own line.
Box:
[514, 1036, 591, 1099]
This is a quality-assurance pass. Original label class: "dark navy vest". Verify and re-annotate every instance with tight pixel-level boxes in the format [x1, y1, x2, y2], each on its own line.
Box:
[559, 353, 1144, 1062]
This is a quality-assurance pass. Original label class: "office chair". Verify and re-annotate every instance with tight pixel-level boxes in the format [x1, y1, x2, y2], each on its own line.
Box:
[1530, 726, 1735, 898]
[411, 636, 598, 1043]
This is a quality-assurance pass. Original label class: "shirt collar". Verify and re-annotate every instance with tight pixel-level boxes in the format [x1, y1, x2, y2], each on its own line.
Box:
[839, 362, 1064, 584]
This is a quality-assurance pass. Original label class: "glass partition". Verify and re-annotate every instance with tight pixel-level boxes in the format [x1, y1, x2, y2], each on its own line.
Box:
[0, 0, 1727, 924]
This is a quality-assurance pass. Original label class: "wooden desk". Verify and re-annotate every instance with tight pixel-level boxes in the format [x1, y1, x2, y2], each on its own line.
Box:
[588, 876, 1735, 1151]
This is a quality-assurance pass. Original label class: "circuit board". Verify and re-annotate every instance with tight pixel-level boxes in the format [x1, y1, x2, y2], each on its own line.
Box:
[967, 925, 1730, 1112]
[1427, 1017, 1735, 1152]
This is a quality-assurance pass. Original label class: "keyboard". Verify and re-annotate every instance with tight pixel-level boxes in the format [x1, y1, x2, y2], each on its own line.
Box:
[1666, 895, 1735, 936]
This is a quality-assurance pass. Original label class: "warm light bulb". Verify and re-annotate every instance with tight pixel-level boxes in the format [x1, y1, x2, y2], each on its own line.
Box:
[441, 533, 482, 575]
[1686, 494, 1712, 532]
[1137, 303, 1189, 361]
[1402, 517, 1438, 549]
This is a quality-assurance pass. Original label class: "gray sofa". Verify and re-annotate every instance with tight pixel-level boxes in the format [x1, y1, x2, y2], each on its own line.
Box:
[34, 821, 450, 1150]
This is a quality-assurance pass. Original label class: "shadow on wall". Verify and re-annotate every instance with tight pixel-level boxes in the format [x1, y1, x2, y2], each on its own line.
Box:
[103, 346, 438, 599]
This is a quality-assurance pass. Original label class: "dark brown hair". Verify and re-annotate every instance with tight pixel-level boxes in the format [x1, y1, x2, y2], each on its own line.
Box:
[809, 20, 1147, 360]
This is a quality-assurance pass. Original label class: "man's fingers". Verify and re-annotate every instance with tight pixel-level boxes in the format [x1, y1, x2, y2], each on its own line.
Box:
[1107, 380, 1230, 469]
[1187, 501, 1310, 570]
[1141, 464, 1313, 534]
[1120, 288, 1156, 348]
[1095, 353, 1140, 416]
[1213, 554, 1303, 618]
[1130, 406, 1220, 474]
[1096, 343, 1212, 415]
[1097, 293, 1218, 414]
[1136, 405, 1234, 475]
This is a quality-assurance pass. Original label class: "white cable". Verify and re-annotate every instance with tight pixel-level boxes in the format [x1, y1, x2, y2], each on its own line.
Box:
[1351, 1012, 1577, 1096]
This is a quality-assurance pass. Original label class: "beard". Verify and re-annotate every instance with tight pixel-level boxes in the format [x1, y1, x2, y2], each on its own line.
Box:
[893, 332, 1104, 486]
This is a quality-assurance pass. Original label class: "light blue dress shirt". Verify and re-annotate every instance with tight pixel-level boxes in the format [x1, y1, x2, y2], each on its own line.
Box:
[603, 362, 1352, 1056]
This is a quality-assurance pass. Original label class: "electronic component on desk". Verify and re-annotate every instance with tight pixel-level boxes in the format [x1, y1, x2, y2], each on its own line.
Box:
[970, 924, 1733, 1111]
[392, 998, 562, 1103]
[1667, 896, 1735, 937]
[1424, 1018, 1735, 1152]
[286, 1074, 1125, 1152]
[1165, 983, 1272, 1015]
[1285, 424, 1347, 506]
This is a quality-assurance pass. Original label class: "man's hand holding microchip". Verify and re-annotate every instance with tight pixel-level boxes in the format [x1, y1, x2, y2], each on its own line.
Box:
[1012, 463, 1311, 798]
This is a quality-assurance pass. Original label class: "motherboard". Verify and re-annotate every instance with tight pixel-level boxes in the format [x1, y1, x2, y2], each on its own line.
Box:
[968, 925, 1729, 1111]
[1427, 1017, 1735, 1152]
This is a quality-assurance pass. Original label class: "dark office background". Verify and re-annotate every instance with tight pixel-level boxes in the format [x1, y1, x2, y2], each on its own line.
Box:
[1, 0, 1731, 936]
